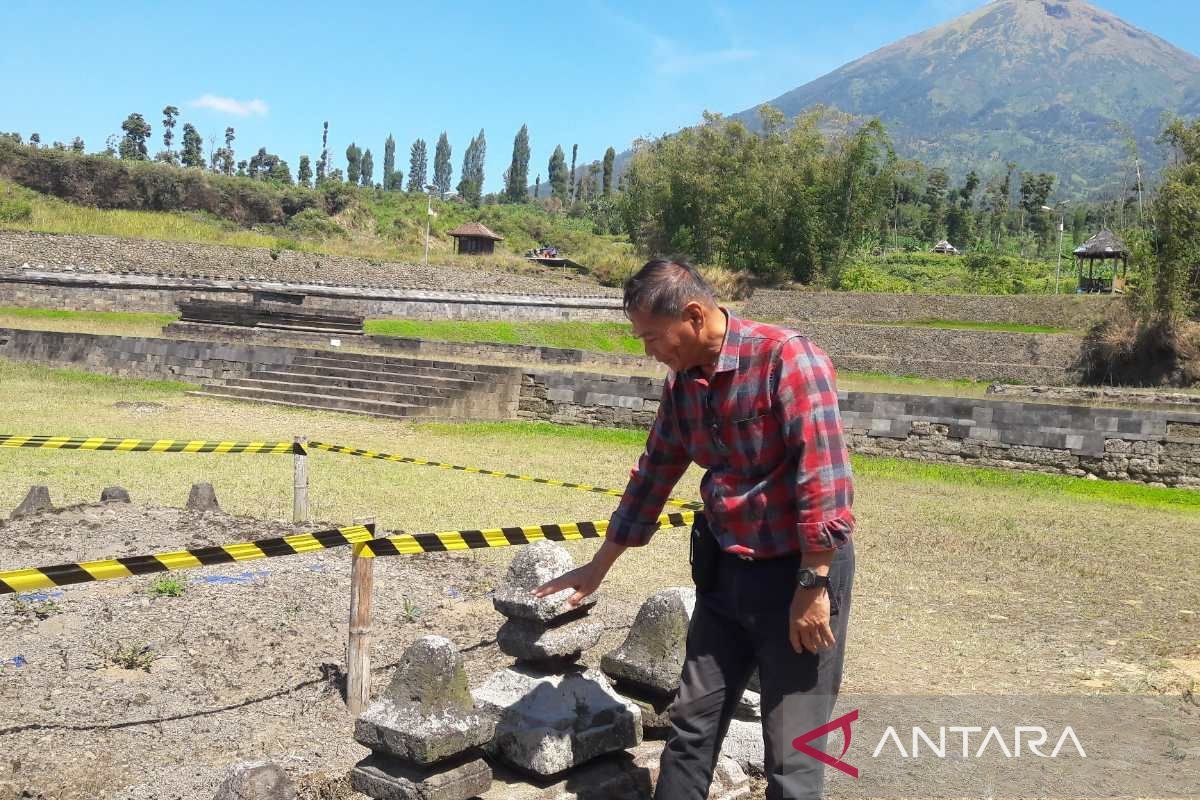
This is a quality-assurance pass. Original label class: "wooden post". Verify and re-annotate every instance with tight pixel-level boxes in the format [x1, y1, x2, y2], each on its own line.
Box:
[293, 435, 309, 524]
[347, 516, 376, 716]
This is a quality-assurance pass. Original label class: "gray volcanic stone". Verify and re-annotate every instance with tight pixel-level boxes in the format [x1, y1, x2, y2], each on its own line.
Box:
[472, 665, 642, 776]
[616, 686, 674, 740]
[186, 482, 221, 512]
[735, 689, 761, 722]
[600, 587, 695, 695]
[350, 752, 492, 800]
[720, 719, 765, 777]
[355, 636, 495, 765]
[496, 616, 604, 663]
[630, 742, 751, 800]
[492, 540, 597, 622]
[100, 486, 131, 503]
[213, 761, 296, 800]
[11, 485, 52, 519]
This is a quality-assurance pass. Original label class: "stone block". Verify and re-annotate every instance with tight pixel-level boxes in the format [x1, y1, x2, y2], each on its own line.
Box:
[615, 683, 674, 740]
[186, 482, 221, 512]
[473, 665, 642, 776]
[11, 485, 52, 519]
[721, 718, 765, 776]
[350, 752, 491, 800]
[600, 587, 695, 696]
[213, 761, 296, 800]
[492, 541, 597, 623]
[497, 615, 604, 663]
[100, 486, 131, 503]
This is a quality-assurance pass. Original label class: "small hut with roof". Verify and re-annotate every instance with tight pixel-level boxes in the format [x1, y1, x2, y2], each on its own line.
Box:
[931, 240, 959, 255]
[447, 222, 504, 256]
[1073, 229, 1129, 293]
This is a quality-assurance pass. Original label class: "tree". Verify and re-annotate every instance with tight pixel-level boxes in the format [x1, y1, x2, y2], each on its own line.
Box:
[247, 147, 292, 184]
[1146, 117, 1200, 321]
[159, 106, 179, 161]
[504, 124, 531, 202]
[180, 123, 204, 167]
[118, 113, 151, 160]
[534, 174, 541, 199]
[316, 121, 329, 184]
[1018, 172, 1056, 252]
[456, 129, 486, 205]
[346, 142, 362, 184]
[221, 127, 236, 175]
[433, 132, 452, 194]
[29, 133, 40, 148]
[602, 147, 615, 195]
[360, 148, 374, 187]
[921, 168, 949, 241]
[548, 145, 568, 202]
[408, 138, 428, 192]
[569, 144, 578, 201]
[383, 134, 397, 190]
[298, 155, 313, 187]
[70, 137, 85, 153]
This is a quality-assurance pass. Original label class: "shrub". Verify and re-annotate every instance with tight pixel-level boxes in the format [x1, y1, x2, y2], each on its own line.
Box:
[287, 208, 346, 239]
[0, 196, 32, 222]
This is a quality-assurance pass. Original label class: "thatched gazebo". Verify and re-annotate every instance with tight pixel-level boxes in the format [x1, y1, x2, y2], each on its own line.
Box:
[447, 222, 504, 255]
[1073, 229, 1129, 293]
[931, 240, 959, 255]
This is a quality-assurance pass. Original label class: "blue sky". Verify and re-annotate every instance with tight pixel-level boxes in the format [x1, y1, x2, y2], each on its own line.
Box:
[2, 0, 1196, 192]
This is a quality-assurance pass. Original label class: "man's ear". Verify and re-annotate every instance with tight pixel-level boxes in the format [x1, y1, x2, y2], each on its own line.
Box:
[683, 301, 706, 331]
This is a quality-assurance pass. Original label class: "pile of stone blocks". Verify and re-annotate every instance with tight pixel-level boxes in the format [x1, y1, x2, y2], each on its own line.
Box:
[473, 541, 642, 778]
[351, 636, 495, 800]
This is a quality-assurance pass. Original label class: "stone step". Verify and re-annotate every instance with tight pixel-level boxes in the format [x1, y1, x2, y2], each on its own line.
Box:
[289, 355, 499, 383]
[245, 370, 470, 399]
[191, 384, 433, 418]
[274, 362, 482, 389]
[290, 352, 516, 377]
[223, 377, 445, 407]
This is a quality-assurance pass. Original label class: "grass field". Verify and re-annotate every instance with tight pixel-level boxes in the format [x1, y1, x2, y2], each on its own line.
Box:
[1, 358, 1197, 700]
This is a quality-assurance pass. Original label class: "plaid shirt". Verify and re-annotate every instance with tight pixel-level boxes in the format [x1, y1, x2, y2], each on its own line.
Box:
[608, 311, 854, 557]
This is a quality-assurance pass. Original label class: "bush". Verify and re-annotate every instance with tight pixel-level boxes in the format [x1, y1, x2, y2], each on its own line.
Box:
[0, 196, 32, 222]
[1080, 303, 1200, 386]
[287, 207, 346, 239]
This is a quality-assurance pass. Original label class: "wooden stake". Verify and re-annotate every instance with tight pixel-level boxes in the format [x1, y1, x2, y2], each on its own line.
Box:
[347, 516, 376, 716]
[293, 435, 309, 524]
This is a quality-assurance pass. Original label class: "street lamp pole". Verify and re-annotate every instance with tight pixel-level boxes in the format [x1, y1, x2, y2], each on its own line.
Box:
[1042, 203, 1068, 294]
[424, 186, 434, 265]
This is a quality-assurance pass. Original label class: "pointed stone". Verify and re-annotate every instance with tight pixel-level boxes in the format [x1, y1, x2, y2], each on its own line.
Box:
[213, 761, 296, 800]
[472, 665, 642, 776]
[355, 636, 494, 765]
[492, 540, 597, 623]
[100, 486, 131, 503]
[600, 587, 695, 696]
[11, 485, 52, 519]
[186, 482, 220, 512]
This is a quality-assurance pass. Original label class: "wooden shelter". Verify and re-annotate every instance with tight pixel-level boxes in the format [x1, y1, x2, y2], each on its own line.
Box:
[447, 222, 504, 255]
[931, 240, 959, 255]
[1073, 229, 1129, 293]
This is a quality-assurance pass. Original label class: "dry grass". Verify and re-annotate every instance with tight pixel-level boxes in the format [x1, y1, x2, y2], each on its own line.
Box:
[1, 358, 1198, 699]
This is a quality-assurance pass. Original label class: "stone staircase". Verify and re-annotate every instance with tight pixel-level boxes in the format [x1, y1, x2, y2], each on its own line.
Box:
[187, 351, 523, 421]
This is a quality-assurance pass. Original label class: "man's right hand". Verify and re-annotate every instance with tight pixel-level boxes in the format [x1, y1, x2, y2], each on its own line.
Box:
[532, 562, 606, 608]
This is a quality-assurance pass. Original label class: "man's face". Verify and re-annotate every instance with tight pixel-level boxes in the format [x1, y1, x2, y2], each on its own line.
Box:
[628, 307, 702, 373]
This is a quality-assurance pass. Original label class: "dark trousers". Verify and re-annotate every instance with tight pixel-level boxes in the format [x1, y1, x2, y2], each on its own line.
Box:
[654, 540, 855, 800]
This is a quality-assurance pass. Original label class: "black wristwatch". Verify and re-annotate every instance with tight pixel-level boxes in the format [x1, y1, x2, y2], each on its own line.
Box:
[796, 567, 831, 591]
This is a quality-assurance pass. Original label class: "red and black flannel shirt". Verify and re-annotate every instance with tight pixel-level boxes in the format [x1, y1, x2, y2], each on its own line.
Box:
[608, 311, 854, 557]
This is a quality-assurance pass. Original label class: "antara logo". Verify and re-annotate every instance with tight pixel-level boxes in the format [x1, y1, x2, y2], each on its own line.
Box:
[793, 710, 1087, 778]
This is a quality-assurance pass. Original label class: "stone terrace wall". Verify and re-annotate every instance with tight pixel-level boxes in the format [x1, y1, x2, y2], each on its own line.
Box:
[744, 288, 1115, 330]
[0, 231, 620, 296]
[1, 327, 1196, 486]
[518, 372, 1200, 488]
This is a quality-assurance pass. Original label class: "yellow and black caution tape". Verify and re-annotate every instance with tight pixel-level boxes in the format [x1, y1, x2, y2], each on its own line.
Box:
[0, 524, 375, 595]
[0, 435, 299, 455]
[357, 510, 696, 557]
[308, 441, 703, 511]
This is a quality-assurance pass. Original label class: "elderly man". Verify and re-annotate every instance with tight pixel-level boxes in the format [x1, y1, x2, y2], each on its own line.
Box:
[534, 259, 855, 800]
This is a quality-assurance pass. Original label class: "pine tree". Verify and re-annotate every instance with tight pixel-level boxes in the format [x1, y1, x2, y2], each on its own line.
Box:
[504, 124, 530, 203]
[568, 144, 578, 201]
[29, 133, 40, 148]
[180, 123, 204, 168]
[118, 113, 151, 160]
[602, 147, 615, 195]
[346, 142, 362, 184]
[433, 132, 452, 194]
[316, 121, 329, 184]
[161, 106, 179, 157]
[383, 134, 397, 190]
[534, 174, 541, 199]
[456, 129, 485, 205]
[548, 145, 568, 201]
[407, 139, 428, 192]
[70, 137, 85, 153]
[298, 155, 313, 187]
[360, 148, 374, 187]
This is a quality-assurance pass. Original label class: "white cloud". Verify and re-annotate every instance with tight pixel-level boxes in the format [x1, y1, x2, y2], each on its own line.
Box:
[190, 94, 269, 117]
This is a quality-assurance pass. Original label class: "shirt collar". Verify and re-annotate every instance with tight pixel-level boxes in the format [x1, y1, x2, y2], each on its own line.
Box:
[683, 308, 741, 379]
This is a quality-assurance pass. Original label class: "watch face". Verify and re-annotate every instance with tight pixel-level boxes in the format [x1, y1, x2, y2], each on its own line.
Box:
[797, 569, 815, 588]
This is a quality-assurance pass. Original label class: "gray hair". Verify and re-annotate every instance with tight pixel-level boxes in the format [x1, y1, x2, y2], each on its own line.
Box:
[623, 259, 716, 317]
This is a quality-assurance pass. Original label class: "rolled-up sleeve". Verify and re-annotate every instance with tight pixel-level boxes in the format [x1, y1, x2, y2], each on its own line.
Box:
[773, 336, 855, 552]
[606, 380, 692, 547]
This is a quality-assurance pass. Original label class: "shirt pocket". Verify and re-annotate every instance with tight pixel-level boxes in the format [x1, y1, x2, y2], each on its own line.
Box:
[721, 411, 783, 474]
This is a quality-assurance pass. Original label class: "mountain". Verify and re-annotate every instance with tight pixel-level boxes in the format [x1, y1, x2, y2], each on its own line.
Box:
[728, 0, 1200, 195]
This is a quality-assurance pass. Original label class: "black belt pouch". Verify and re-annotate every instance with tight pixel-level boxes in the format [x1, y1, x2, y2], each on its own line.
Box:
[689, 513, 720, 593]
